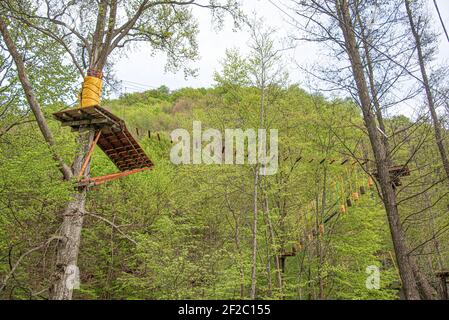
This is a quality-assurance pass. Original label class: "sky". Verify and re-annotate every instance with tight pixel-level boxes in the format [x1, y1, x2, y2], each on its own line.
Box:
[114, 0, 449, 101]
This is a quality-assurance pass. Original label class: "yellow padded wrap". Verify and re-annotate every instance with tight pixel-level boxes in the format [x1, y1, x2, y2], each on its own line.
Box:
[81, 76, 102, 108]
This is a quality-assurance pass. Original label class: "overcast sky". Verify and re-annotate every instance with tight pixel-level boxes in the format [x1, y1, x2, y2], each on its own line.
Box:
[114, 0, 449, 101]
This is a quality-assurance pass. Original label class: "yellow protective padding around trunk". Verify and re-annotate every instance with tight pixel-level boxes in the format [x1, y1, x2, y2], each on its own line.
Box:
[80, 76, 102, 108]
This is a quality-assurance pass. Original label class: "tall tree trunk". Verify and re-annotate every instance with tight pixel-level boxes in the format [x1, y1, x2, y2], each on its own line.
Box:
[335, 0, 421, 300]
[262, 181, 283, 296]
[358, 13, 435, 299]
[405, 0, 449, 184]
[264, 226, 273, 297]
[227, 195, 246, 298]
[47, 18, 107, 296]
[250, 168, 259, 299]
[317, 165, 328, 300]
[409, 256, 437, 299]
[49, 129, 95, 300]
[356, 12, 388, 142]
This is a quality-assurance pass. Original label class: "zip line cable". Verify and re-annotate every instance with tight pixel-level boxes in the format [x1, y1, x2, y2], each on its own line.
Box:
[267, 0, 299, 26]
[433, 0, 449, 43]
[121, 79, 158, 90]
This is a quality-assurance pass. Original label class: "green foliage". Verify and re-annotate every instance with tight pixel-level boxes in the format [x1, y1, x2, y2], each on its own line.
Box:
[1, 0, 447, 302]
[4, 74, 448, 300]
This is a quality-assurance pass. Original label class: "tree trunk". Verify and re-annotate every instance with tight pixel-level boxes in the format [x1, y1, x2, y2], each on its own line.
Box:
[250, 168, 259, 299]
[357, 5, 436, 300]
[335, 0, 421, 299]
[405, 0, 449, 184]
[317, 166, 328, 300]
[263, 185, 283, 295]
[226, 191, 246, 299]
[410, 256, 436, 300]
[50, 128, 95, 300]
[47, 27, 106, 296]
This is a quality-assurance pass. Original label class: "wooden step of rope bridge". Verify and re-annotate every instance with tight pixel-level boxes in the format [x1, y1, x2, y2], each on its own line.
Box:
[53, 105, 154, 187]
[279, 178, 376, 273]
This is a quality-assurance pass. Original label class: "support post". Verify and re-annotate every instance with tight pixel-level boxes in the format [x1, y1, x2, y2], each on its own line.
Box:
[78, 130, 101, 179]
[78, 167, 153, 187]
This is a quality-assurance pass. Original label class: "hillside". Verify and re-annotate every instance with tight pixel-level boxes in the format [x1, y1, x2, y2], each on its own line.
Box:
[2, 85, 425, 299]
[1, 0, 448, 302]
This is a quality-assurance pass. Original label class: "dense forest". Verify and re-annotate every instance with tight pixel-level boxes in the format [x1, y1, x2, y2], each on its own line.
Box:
[0, 0, 448, 300]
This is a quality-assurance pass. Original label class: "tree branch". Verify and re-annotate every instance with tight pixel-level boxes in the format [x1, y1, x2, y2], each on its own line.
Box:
[0, 17, 73, 180]
[0, 236, 63, 293]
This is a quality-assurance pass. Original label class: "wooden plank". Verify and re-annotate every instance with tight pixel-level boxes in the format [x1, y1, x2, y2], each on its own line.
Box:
[94, 107, 124, 126]
[54, 106, 121, 127]
[109, 155, 146, 163]
[115, 159, 146, 167]
[105, 149, 140, 156]
[103, 148, 143, 156]
[57, 113, 74, 121]
[62, 118, 110, 127]
[116, 161, 147, 169]
[53, 106, 154, 173]
[102, 145, 134, 153]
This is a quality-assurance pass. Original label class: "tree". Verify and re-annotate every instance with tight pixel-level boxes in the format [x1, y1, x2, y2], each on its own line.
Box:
[247, 19, 286, 299]
[282, 0, 438, 299]
[404, 0, 449, 184]
[0, 18, 75, 180]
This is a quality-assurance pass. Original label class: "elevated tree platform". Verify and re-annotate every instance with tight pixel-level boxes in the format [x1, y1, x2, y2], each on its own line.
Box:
[373, 165, 410, 187]
[53, 106, 153, 187]
[53, 105, 124, 132]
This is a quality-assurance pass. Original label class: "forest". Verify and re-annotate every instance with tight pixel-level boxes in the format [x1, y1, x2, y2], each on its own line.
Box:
[0, 0, 448, 301]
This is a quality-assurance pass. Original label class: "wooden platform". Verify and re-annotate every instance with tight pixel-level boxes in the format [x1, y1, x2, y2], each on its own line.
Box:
[436, 270, 449, 278]
[53, 106, 153, 172]
[373, 165, 410, 187]
[53, 105, 123, 131]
